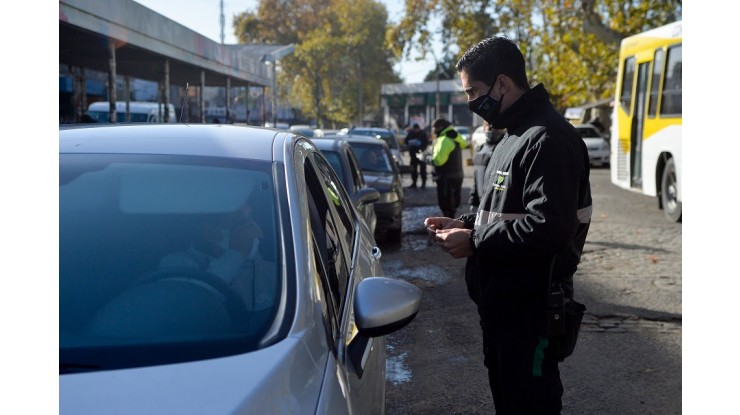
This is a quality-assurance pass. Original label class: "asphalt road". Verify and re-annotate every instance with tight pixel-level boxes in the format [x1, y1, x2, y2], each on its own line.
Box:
[379, 163, 682, 414]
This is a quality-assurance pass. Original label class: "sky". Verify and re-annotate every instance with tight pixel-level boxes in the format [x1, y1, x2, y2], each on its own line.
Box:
[134, 0, 441, 84]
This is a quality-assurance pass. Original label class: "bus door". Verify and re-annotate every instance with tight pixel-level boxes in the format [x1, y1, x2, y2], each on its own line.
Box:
[630, 62, 650, 188]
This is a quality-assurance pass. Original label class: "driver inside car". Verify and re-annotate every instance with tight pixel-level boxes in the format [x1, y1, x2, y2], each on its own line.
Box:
[158, 201, 267, 309]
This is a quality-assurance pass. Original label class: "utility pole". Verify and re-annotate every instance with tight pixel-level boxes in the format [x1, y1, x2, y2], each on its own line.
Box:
[435, 62, 440, 121]
[219, 0, 225, 44]
[272, 62, 277, 126]
[357, 58, 364, 126]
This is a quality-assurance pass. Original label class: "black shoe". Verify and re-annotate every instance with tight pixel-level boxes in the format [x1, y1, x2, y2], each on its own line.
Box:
[421, 183, 426, 189]
[408, 184, 417, 189]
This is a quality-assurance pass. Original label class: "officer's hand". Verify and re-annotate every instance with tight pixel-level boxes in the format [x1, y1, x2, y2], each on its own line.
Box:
[424, 217, 464, 231]
[434, 228, 474, 258]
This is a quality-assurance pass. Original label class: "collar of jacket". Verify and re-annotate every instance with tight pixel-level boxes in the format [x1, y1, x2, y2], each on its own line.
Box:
[438, 125, 455, 137]
[438, 125, 468, 148]
[490, 83, 551, 131]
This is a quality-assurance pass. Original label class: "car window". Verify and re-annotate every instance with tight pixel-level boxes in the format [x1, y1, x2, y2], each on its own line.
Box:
[304, 154, 353, 318]
[320, 150, 350, 191]
[305, 160, 341, 348]
[345, 147, 366, 191]
[353, 143, 394, 173]
[377, 135, 398, 150]
[59, 154, 283, 371]
[576, 127, 601, 138]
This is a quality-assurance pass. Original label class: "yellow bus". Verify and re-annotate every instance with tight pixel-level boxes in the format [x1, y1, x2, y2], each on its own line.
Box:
[611, 20, 682, 222]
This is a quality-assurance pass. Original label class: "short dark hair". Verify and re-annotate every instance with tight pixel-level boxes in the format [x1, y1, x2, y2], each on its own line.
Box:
[456, 36, 529, 89]
[432, 118, 451, 131]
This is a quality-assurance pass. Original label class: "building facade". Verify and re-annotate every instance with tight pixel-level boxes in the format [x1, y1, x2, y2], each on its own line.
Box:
[380, 79, 481, 131]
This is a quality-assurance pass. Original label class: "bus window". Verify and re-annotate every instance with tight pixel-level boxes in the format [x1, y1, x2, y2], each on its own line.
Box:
[619, 57, 636, 114]
[661, 44, 682, 116]
[648, 49, 664, 118]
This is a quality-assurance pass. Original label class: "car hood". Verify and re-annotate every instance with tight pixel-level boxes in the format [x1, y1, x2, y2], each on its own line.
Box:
[59, 335, 326, 414]
[363, 172, 395, 191]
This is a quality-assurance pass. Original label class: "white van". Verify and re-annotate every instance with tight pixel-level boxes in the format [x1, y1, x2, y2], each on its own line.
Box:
[86, 101, 177, 123]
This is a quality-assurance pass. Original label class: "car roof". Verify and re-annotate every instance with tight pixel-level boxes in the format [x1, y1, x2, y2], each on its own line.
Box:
[59, 124, 287, 161]
[350, 127, 391, 131]
[311, 137, 348, 152]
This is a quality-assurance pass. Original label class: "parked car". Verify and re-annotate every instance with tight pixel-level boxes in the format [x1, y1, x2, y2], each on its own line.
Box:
[347, 127, 410, 174]
[59, 124, 421, 414]
[471, 124, 487, 149]
[86, 101, 177, 123]
[574, 124, 610, 167]
[263, 121, 289, 130]
[339, 135, 405, 242]
[288, 124, 316, 137]
[314, 128, 341, 137]
[312, 138, 380, 235]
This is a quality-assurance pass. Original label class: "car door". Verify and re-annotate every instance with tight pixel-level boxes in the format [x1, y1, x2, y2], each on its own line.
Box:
[304, 149, 385, 414]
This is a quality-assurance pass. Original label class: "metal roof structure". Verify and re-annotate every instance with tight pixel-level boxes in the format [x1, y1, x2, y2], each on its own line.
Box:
[381, 80, 463, 96]
[59, 0, 291, 89]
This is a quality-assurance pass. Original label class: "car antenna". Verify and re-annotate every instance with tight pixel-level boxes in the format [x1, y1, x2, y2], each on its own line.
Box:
[180, 82, 189, 125]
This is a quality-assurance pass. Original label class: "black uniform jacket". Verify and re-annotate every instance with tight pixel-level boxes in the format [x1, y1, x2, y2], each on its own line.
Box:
[458, 84, 592, 327]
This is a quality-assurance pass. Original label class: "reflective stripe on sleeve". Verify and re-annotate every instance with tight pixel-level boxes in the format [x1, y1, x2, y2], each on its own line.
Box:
[474, 210, 527, 226]
[474, 206, 593, 227]
[577, 205, 592, 224]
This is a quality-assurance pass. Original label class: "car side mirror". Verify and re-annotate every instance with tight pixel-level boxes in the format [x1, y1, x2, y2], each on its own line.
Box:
[354, 277, 421, 338]
[353, 187, 380, 207]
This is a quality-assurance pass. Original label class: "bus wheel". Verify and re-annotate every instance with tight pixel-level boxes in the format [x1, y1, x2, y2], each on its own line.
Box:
[661, 158, 682, 222]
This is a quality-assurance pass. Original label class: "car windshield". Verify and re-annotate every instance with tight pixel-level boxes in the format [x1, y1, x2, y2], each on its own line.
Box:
[60, 154, 284, 372]
[352, 143, 394, 173]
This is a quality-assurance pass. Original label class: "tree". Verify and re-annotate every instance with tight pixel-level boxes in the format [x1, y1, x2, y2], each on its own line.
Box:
[233, 0, 400, 127]
[422, 54, 458, 82]
[387, 0, 682, 110]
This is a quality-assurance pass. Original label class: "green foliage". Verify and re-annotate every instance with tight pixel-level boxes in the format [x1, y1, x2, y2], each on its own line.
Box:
[389, 0, 682, 110]
[233, 0, 401, 127]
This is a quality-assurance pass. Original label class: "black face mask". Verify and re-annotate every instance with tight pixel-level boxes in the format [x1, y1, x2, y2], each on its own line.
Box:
[468, 82, 503, 125]
[485, 129, 505, 145]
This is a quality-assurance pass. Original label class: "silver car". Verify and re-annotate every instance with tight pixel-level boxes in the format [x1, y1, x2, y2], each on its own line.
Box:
[59, 124, 421, 414]
[574, 124, 611, 167]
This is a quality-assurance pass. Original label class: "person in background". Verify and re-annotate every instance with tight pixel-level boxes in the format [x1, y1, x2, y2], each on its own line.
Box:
[404, 123, 430, 189]
[469, 123, 505, 212]
[430, 118, 468, 218]
[424, 36, 592, 414]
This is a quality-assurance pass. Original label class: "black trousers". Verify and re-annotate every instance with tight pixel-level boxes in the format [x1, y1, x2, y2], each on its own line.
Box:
[436, 176, 463, 218]
[481, 322, 563, 414]
[409, 153, 427, 186]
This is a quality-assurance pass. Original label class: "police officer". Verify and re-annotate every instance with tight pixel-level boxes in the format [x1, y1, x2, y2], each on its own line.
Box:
[430, 118, 468, 218]
[424, 36, 592, 414]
